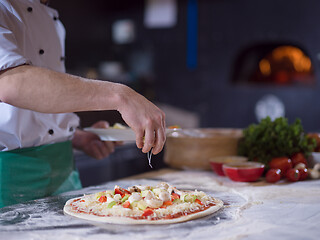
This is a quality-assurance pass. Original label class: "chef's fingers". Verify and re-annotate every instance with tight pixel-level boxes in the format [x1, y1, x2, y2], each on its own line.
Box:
[151, 112, 166, 154]
[152, 126, 166, 154]
[135, 129, 144, 149]
[142, 127, 155, 153]
[91, 141, 117, 160]
[102, 141, 115, 155]
[90, 141, 104, 160]
[162, 113, 166, 131]
[92, 120, 110, 129]
[113, 141, 124, 146]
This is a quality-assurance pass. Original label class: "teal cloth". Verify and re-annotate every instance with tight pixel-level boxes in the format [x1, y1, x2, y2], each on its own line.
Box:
[0, 141, 82, 208]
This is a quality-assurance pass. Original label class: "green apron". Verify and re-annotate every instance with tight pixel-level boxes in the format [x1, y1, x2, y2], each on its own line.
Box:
[0, 141, 82, 208]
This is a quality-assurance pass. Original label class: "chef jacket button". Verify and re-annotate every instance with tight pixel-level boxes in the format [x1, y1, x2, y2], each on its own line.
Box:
[69, 127, 74, 132]
[60, 56, 65, 61]
[48, 129, 54, 135]
[53, 16, 58, 21]
[27, 7, 33, 12]
[39, 49, 44, 55]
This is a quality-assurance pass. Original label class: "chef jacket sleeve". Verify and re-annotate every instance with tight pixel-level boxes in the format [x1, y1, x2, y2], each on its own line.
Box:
[0, 3, 31, 72]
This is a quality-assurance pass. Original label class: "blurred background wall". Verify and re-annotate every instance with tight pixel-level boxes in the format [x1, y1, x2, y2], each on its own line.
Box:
[51, 0, 320, 132]
[49, 0, 320, 185]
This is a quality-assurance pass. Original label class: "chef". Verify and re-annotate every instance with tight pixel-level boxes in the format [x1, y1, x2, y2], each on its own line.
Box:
[0, 0, 166, 208]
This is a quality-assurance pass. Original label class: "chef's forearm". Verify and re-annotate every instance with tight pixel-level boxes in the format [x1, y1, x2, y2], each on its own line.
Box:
[0, 65, 166, 154]
[0, 65, 124, 113]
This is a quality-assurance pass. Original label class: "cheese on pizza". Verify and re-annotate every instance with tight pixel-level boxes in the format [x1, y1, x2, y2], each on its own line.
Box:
[64, 182, 223, 224]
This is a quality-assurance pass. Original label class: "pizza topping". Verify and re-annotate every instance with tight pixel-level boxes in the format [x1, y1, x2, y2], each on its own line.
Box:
[114, 186, 131, 197]
[141, 185, 153, 191]
[163, 201, 173, 206]
[122, 201, 130, 208]
[183, 194, 197, 203]
[67, 182, 221, 220]
[127, 185, 141, 193]
[107, 201, 117, 208]
[121, 194, 130, 202]
[113, 194, 122, 202]
[95, 191, 106, 200]
[143, 190, 155, 200]
[137, 200, 148, 210]
[146, 198, 163, 208]
[157, 182, 169, 190]
[171, 192, 180, 201]
[98, 196, 107, 203]
[151, 188, 162, 196]
[142, 208, 154, 217]
[159, 191, 171, 202]
[167, 187, 176, 195]
[128, 192, 142, 203]
[173, 198, 182, 204]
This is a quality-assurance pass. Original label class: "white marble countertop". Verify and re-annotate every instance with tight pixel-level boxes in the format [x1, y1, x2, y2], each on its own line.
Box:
[1, 168, 320, 240]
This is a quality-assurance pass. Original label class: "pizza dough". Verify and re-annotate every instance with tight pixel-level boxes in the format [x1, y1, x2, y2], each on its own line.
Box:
[64, 182, 223, 224]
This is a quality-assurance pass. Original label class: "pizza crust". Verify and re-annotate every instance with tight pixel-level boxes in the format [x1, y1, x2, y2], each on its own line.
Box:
[63, 197, 223, 225]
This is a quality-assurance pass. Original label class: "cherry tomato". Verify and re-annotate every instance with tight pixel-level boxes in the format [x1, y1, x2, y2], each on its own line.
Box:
[266, 169, 282, 183]
[291, 153, 308, 168]
[298, 168, 308, 181]
[286, 168, 300, 182]
[307, 133, 320, 152]
[269, 157, 293, 176]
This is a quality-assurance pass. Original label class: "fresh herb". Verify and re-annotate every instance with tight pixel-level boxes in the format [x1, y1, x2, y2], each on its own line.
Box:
[237, 117, 316, 166]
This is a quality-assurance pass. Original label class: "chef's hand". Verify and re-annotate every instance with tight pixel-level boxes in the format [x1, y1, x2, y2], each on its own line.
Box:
[117, 86, 166, 155]
[72, 121, 122, 160]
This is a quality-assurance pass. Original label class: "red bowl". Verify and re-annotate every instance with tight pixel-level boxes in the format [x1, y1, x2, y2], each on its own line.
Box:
[209, 156, 248, 176]
[223, 162, 265, 182]
[209, 162, 225, 176]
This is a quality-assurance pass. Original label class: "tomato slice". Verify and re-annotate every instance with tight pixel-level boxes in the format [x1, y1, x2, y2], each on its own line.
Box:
[195, 199, 203, 205]
[142, 209, 154, 217]
[115, 187, 131, 197]
[98, 196, 107, 203]
[124, 189, 131, 195]
[163, 201, 173, 206]
[171, 193, 180, 201]
[114, 188, 123, 196]
[122, 201, 130, 208]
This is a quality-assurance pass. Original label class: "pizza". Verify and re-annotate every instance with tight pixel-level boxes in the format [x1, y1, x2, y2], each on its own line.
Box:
[63, 182, 223, 224]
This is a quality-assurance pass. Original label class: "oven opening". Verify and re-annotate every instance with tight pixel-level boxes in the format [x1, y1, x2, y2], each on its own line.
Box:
[232, 44, 315, 86]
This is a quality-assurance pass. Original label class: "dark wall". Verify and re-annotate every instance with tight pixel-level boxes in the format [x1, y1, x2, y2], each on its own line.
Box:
[50, 0, 320, 131]
[191, 0, 320, 131]
[51, 1, 144, 69]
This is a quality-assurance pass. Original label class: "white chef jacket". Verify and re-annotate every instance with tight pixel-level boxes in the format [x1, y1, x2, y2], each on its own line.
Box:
[0, 0, 80, 151]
